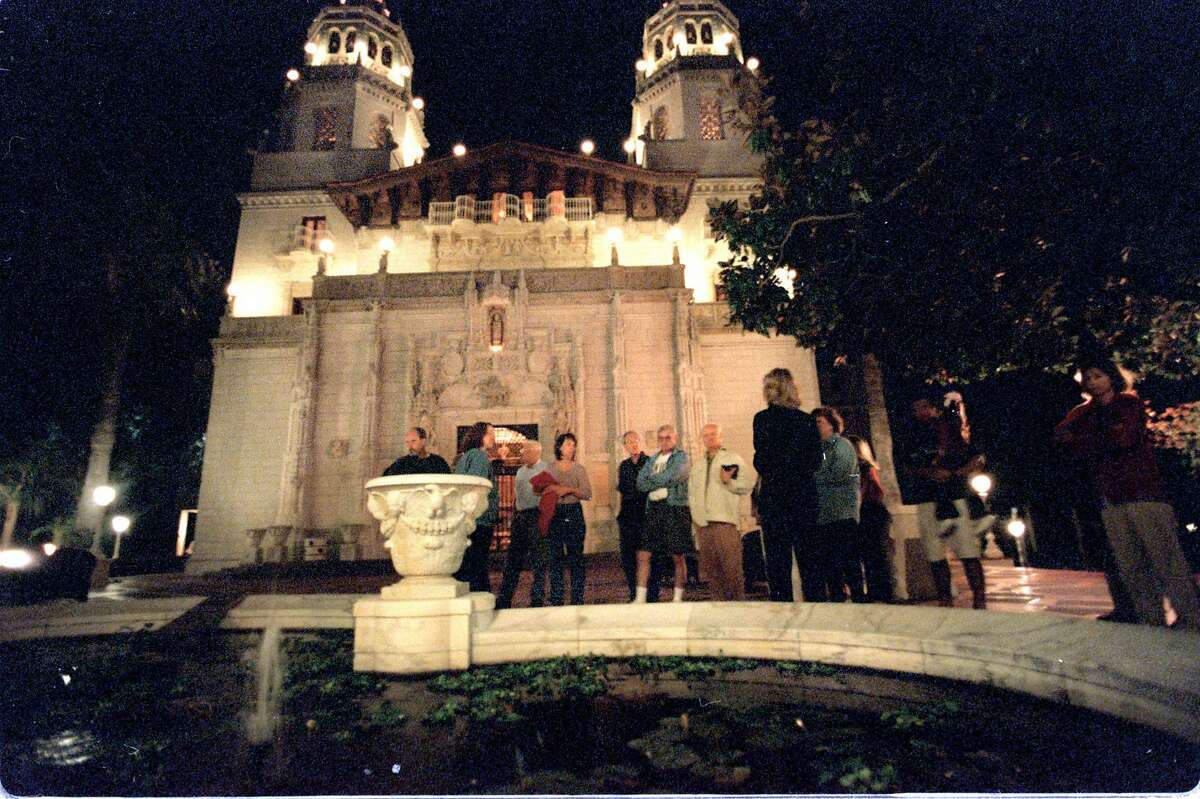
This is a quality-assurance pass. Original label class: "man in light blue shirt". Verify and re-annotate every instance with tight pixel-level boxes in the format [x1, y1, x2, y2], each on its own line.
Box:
[496, 442, 547, 608]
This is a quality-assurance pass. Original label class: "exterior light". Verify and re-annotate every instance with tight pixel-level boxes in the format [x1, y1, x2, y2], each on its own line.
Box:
[1007, 514, 1026, 538]
[304, 42, 318, 55]
[721, 32, 735, 45]
[452, 143, 467, 157]
[969, 473, 993, 499]
[673, 31, 687, 48]
[669, 226, 682, 265]
[318, 237, 335, 254]
[1186, 523, 1197, 533]
[316, 237, 334, 276]
[379, 236, 395, 253]
[42, 542, 58, 556]
[93, 485, 116, 508]
[623, 138, 636, 154]
[667, 225, 683, 242]
[580, 139, 595, 156]
[636, 59, 647, 71]
[746, 56, 760, 71]
[286, 68, 301, 82]
[399, 64, 412, 77]
[411, 96, 424, 111]
[0, 549, 34, 569]
[111, 515, 131, 535]
[606, 227, 624, 245]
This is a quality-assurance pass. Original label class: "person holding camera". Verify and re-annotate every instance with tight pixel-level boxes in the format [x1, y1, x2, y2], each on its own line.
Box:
[688, 423, 752, 600]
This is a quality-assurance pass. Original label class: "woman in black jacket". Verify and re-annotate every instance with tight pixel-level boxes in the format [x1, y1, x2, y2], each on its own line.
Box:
[752, 368, 824, 602]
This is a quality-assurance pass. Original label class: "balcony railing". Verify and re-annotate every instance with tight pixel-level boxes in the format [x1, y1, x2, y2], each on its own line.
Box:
[428, 193, 593, 225]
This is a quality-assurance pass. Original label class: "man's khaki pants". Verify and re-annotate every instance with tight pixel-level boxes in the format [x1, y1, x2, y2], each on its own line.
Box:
[697, 522, 745, 600]
[1101, 501, 1200, 629]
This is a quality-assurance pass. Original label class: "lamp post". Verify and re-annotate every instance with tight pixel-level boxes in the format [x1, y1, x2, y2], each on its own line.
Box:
[110, 515, 131, 559]
[1006, 507, 1028, 566]
[378, 236, 394, 273]
[317, 237, 334, 275]
[668, 225, 683, 266]
[969, 473, 1004, 559]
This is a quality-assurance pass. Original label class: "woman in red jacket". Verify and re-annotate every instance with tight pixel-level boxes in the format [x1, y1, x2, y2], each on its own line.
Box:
[1054, 357, 1199, 630]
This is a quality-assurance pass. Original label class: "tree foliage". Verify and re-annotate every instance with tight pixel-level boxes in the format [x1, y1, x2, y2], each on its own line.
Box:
[709, 0, 1200, 382]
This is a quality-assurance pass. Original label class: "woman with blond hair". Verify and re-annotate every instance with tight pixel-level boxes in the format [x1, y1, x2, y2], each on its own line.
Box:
[752, 368, 824, 601]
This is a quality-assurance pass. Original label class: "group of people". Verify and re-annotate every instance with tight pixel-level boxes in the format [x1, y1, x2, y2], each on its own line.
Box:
[379, 357, 1199, 629]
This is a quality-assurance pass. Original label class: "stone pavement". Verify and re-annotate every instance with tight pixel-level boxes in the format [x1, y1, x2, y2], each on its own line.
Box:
[88, 553, 1119, 618]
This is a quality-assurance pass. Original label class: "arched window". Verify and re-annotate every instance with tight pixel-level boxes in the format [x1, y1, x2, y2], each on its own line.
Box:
[699, 97, 724, 140]
[700, 22, 713, 44]
[381, 44, 393, 67]
[328, 30, 341, 53]
[345, 30, 357, 54]
[653, 39, 663, 60]
[367, 35, 377, 59]
[652, 106, 670, 140]
[685, 23, 697, 44]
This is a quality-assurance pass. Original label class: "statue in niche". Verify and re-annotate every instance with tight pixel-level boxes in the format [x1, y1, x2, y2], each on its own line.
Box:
[549, 356, 577, 437]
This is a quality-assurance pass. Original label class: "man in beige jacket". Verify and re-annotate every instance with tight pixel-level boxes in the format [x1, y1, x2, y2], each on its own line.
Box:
[688, 423, 753, 600]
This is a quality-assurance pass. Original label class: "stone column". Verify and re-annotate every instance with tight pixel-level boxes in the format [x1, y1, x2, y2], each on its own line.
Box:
[670, 290, 699, 452]
[356, 301, 385, 548]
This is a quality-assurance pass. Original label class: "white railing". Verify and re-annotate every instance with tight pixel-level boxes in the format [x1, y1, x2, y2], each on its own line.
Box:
[428, 194, 593, 225]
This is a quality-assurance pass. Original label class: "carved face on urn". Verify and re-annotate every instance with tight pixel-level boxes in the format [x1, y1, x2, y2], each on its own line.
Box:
[365, 475, 492, 578]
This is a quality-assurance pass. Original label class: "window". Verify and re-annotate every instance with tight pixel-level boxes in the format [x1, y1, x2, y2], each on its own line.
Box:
[313, 108, 338, 150]
[700, 22, 713, 44]
[344, 30, 357, 54]
[328, 30, 341, 53]
[652, 106, 670, 140]
[685, 23, 697, 44]
[699, 97, 724, 140]
[301, 216, 327, 253]
[654, 39, 663, 59]
[367, 35, 377, 59]
[381, 44, 393, 67]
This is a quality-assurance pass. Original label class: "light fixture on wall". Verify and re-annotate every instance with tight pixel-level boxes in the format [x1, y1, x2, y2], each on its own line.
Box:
[580, 139, 595, 156]
[668, 225, 683, 265]
[411, 96, 424, 111]
[452, 143, 467, 157]
[317, 237, 335, 275]
[623, 138, 636, 155]
[488, 308, 505, 353]
[378, 235, 394, 273]
[607, 227, 624, 266]
[304, 42, 318, 55]
[746, 56, 760, 71]
[286, 68, 301, 82]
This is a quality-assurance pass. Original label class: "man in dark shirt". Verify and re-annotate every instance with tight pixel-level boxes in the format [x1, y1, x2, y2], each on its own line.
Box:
[382, 427, 450, 476]
[617, 431, 665, 601]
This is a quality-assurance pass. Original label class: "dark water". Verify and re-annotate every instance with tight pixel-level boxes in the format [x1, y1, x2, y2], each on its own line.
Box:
[1, 631, 1197, 795]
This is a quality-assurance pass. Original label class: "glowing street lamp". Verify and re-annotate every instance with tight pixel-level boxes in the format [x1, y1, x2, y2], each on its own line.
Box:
[969, 472, 1003, 558]
[378, 235, 394, 273]
[623, 138, 637, 155]
[304, 42, 318, 55]
[110, 515, 131, 559]
[286, 68, 301, 82]
[1007, 507, 1028, 566]
[635, 59, 647, 72]
[580, 139, 595, 156]
[411, 96, 424, 111]
[746, 56, 760, 71]
[452, 143, 467, 157]
[92, 485, 116, 508]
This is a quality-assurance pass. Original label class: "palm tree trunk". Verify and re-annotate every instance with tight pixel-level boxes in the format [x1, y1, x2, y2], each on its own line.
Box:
[1, 499, 18, 548]
[77, 326, 130, 555]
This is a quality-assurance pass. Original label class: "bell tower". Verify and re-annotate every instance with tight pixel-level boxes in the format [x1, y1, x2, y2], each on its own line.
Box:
[251, 0, 428, 191]
[628, 0, 762, 177]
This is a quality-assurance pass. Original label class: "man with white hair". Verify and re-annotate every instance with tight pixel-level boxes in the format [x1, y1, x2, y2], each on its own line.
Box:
[634, 424, 692, 602]
[688, 423, 752, 600]
[495, 441, 547, 609]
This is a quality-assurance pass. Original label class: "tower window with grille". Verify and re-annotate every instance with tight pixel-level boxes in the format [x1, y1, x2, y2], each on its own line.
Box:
[328, 30, 341, 53]
[301, 216, 327, 253]
[367, 35, 378, 59]
[652, 106, 670, 140]
[313, 108, 338, 150]
[699, 97, 724, 140]
[654, 39, 663, 59]
[381, 45, 393, 67]
[685, 23, 697, 44]
[345, 30, 357, 54]
[701, 23, 713, 44]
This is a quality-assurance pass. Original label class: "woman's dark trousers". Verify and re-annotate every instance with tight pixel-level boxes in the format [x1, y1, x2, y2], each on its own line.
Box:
[454, 523, 495, 593]
[548, 503, 587, 605]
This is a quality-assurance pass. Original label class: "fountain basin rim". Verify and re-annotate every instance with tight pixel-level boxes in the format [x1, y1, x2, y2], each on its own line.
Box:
[365, 475, 493, 491]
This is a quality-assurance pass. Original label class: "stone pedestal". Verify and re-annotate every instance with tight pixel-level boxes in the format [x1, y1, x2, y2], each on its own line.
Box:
[353, 579, 495, 673]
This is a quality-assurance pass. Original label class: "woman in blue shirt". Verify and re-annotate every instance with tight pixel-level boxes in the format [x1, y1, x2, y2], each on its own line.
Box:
[453, 421, 499, 592]
[812, 407, 863, 602]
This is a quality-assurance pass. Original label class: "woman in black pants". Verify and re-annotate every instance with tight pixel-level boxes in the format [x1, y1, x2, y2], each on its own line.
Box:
[752, 368, 824, 602]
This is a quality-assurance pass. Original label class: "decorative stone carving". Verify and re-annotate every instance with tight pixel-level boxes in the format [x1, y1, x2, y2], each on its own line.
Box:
[364, 474, 493, 583]
[479, 374, 510, 408]
[326, 439, 351, 458]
